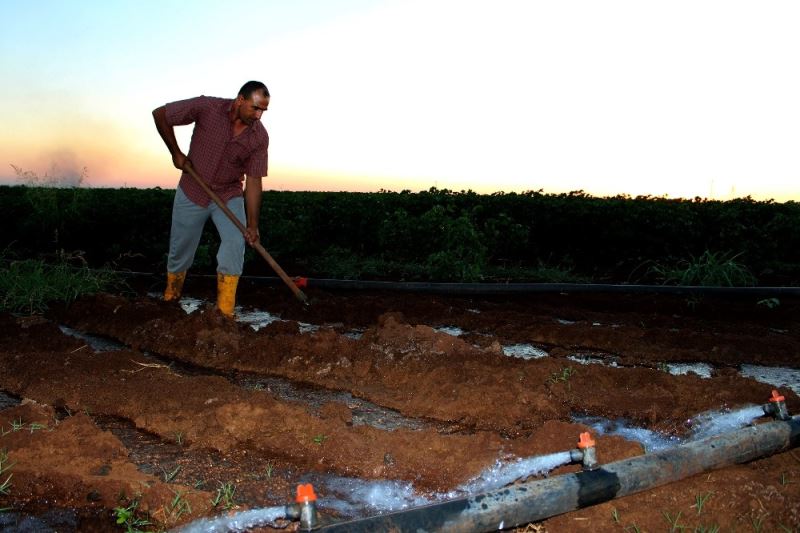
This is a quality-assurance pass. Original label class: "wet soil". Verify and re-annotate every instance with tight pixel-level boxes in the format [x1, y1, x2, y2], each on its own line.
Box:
[1, 280, 799, 532]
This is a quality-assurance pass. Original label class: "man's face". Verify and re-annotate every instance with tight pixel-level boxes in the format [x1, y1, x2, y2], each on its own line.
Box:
[237, 92, 269, 125]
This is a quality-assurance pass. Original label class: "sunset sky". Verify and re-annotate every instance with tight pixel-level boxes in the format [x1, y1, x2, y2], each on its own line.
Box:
[1, 0, 798, 201]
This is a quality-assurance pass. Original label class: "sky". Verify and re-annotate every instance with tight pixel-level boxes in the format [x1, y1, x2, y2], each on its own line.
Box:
[0, 0, 798, 201]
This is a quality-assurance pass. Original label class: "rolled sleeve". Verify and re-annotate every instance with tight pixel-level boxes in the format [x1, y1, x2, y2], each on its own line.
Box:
[165, 96, 206, 126]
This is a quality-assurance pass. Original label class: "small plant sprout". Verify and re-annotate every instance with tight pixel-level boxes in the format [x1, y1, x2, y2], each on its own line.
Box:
[211, 482, 236, 510]
[313, 434, 328, 445]
[611, 507, 620, 523]
[548, 367, 575, 389]
[27, 422, 46, 433]
[174, 432, 184, 446]
[113, 499, 150, 533]
[779, 471, 792, 485]
[10, 419, 24, 432]
[167, 489, 191, 520]
[162, 465, 181, 483]
[750, 514, 766, 533]
[265, 460, 275, 478]
[757, 297, 780, 309]
[693, 491, 713, 514]
[0, 449, 14, 496]
[662, 510, 684, 532]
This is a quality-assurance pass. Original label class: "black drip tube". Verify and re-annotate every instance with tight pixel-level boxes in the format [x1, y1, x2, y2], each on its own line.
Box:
[316, 416, 800, 532]
[113, 270, 800, 297]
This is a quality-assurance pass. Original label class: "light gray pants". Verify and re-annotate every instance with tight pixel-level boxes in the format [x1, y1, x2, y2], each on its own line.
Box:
[167, 186, 246, 275]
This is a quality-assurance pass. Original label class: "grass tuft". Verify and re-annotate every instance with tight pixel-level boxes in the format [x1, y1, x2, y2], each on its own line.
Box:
[647, 250, 756, 287]
[0, 252, 121, 314]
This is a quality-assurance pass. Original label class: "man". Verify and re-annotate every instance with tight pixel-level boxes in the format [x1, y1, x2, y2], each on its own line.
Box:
[152, 81, 270, 317]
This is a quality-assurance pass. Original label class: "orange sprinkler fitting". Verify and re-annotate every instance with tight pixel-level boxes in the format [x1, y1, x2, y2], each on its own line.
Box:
[578, 432, 596, 449]
[294, 277, 309, 289]
[296, 483, 317, 503]
[764, 389, 790, 420]
[577, 431, 598, 470]
[292, 484, 319, 530]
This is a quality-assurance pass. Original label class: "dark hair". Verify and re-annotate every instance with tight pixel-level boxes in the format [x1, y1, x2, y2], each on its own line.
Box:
[238, 80, 270, 99]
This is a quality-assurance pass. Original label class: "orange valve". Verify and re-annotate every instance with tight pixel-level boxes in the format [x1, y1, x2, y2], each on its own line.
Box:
[296, 483, 317, 503]
[770, 389, 785, 403]
[578, 432, 596, 449]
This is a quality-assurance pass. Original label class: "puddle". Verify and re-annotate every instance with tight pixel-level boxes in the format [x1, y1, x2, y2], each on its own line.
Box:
[568, 354, 618, 367]
[667, 363, 713, 379]
[238, 375, 429, 432]
[502, 344, 549, 360]
[0, 508, 109, 532]
[434, 326, 464, 337]
[343, 329, 365, 340]
[236, 309, 282, 331]
[59, 326, 127, 352]
[740, 364, 800, 395]
[0, 390, 21, 412]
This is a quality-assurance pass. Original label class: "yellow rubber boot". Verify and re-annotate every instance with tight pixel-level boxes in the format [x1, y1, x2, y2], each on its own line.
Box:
[164, 271, 186, 301]
[217, 273, 240, 318]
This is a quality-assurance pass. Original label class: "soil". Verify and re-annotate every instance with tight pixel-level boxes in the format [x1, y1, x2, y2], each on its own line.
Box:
[1, 278, 799, 532]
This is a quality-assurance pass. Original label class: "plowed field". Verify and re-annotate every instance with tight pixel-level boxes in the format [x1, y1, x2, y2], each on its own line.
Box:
[1, 280, 798, 532]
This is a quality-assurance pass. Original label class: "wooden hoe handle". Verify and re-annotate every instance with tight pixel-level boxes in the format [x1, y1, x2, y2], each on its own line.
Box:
[184, 164, 309, 305]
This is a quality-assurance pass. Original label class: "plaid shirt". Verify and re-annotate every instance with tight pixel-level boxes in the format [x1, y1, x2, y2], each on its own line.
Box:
[165, 96, 269, 207]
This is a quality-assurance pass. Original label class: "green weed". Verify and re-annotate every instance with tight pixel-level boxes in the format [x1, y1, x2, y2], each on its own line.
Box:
[113, 499, 150, 533]
[693, 491, 713, 514]
[211, 482, 236, 510]
[750, 514, 766, 532]
[0, 253, 120, 314]
[611, 507, 620, 524]
[662, 510, 685, 531]
[548, 367, 575, 389]
[162, 465, 181, 483]
[27, 422, 46, 433]
[757, 297, 780, 309]
[166, 489, 191, 520]
[647, 250, 756, 287]
[313, 434, 328, 445]
[0, 449, 14, 496]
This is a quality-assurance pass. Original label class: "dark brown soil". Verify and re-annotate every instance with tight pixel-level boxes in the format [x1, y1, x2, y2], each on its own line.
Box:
[1, 280, 799, 532]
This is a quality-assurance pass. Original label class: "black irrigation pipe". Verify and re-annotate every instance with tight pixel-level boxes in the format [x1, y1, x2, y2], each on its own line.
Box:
[112, 270, 800, 297]
[316, 415, 800, 532]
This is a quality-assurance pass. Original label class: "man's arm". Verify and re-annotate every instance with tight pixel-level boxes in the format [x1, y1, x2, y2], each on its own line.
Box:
[152, 106, 188, 170]
[244, 175, 263, 246]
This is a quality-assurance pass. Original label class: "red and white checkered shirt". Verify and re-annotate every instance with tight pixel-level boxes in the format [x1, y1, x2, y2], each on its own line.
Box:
[165, 96, 269, 207]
